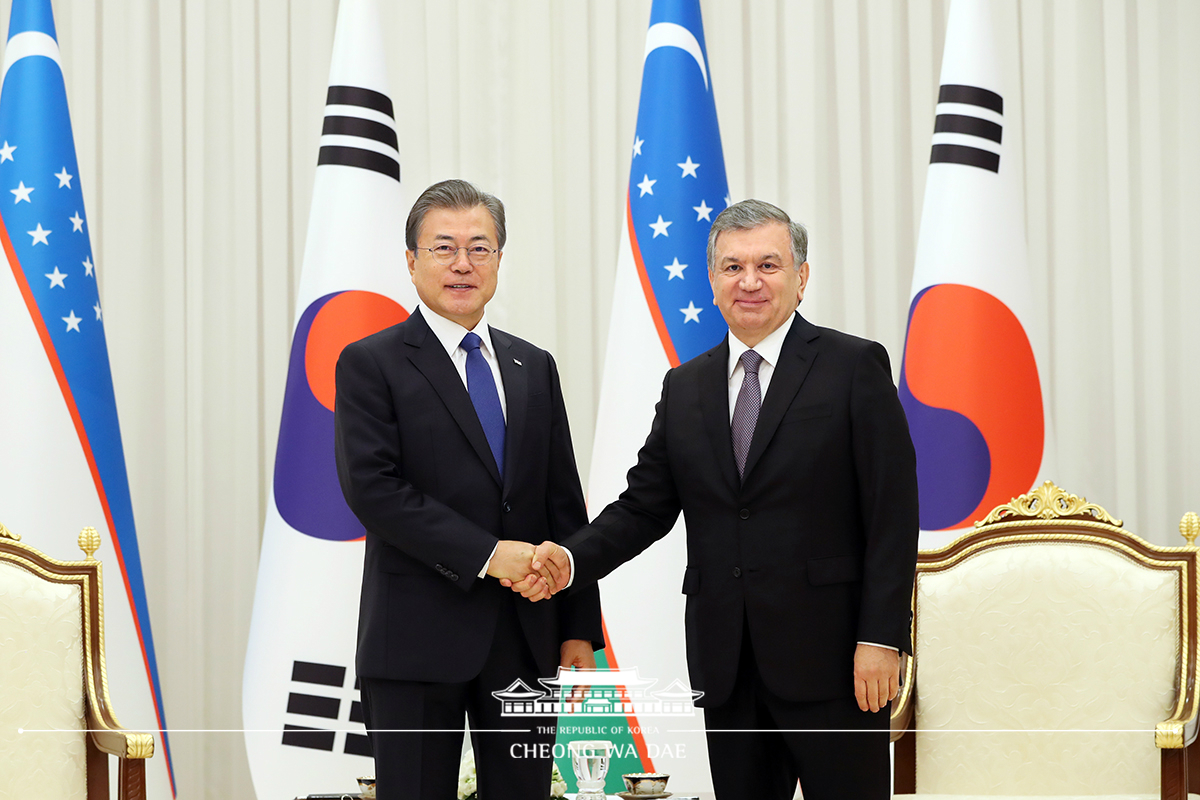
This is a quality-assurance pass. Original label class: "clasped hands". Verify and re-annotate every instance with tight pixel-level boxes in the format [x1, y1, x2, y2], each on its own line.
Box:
[486, 540, 571, 601]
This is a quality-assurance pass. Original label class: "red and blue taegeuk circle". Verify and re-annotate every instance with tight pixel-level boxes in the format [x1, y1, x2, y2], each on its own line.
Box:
[899, 283, 1044, 530]
[274, 291, 407, 540]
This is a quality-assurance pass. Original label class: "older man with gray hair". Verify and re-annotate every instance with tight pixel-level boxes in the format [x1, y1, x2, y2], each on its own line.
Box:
[532, 198, 919, 798]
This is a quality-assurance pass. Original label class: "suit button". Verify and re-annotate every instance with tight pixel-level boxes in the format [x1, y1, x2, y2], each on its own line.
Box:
[503, 502, 512, 513]
[449, 573, 459, 581]
[733, 567, 742, 578]
[739, 508, 750, 520]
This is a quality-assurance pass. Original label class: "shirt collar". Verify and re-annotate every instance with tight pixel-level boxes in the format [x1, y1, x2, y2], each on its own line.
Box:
[727, 312, 797, 378]
[420, 305, 497, 359]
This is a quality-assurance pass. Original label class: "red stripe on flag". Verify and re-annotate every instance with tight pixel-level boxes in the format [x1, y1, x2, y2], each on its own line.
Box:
[0, 214, 174, 791]
[600, 614, 657, 774]
[627, 193, 681, 369]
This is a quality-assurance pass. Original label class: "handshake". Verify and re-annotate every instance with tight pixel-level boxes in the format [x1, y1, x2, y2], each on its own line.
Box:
[485, 540, 572, 601]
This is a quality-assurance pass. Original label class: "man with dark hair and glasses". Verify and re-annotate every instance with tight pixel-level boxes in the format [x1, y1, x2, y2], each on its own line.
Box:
[334, 179, 603, 800]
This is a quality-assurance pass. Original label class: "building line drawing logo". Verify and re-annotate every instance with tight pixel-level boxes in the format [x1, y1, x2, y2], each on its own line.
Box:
[493, 668, 703, 717]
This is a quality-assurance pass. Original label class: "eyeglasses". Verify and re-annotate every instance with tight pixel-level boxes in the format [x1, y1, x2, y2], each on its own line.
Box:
[414, 244, 499, 267]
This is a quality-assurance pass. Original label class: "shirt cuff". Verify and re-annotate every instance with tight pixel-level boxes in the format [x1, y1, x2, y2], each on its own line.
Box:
[858, 641, 898, 652]
[478, 543, 499, 579]
[562, 545, 576, 589]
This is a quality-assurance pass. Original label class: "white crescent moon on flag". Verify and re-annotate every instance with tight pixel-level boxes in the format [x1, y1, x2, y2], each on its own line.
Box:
[644, 22, 709, 90]
[1, 31, 62, 89]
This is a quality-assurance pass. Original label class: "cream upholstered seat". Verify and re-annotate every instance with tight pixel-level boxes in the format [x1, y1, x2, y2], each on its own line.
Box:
[0, 522, 154, 800]
[891, 483, 1200, 800]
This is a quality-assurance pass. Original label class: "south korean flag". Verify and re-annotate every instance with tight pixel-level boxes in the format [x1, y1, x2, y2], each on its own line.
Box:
[899, 0, 1055, 548]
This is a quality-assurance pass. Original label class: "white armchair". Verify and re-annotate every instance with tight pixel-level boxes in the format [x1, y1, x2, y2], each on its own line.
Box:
[891, 482, 1200, 800]
[0, 522, 154, 800]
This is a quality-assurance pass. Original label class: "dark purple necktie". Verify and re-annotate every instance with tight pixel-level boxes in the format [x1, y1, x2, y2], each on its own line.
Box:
[731, 349, 763, 478]
[461, 332, 505, 477]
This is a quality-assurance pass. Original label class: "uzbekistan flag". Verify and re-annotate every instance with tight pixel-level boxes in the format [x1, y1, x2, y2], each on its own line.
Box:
[242, 0, 413, 795]
[0, 0, 174, 795]
[900, 0, 1054, 548]
[570, 0, 729, 793]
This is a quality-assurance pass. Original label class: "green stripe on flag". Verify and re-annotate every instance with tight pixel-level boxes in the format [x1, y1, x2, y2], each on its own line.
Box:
[553, 647, 651, 795]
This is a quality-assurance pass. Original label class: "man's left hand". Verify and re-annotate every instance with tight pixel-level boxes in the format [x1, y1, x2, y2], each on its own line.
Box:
[853, 643, 900, 713]
[560, 639, 596, 703]
[531, 541, 570, 592]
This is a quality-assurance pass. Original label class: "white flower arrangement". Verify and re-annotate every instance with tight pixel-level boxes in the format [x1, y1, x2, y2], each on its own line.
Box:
[550, 762, 568, 798]
[456, 748, 568, 800]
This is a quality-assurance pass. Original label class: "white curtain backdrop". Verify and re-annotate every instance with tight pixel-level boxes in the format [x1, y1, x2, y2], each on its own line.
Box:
[2, 0, 1196, 796]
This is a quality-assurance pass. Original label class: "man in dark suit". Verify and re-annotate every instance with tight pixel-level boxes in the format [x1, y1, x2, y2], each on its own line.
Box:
[531, 199, 918, 799]
[334, 179, 603, 800]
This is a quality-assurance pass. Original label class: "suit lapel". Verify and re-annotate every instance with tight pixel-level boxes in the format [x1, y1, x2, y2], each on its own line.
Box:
[742, 313, 820, 482]
[698, 338, 741, 493]
[492, 327, 526, 496]
[403, 309, 503, 487]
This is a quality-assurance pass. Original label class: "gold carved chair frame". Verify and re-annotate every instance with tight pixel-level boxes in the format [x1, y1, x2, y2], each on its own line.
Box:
[0, 522, 154, 800]
[891, 482, 1200, 800]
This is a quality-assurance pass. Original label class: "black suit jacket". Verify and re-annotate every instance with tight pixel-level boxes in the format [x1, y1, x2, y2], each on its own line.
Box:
[563, 313, 918, 706]
[334, 308, 603, 683]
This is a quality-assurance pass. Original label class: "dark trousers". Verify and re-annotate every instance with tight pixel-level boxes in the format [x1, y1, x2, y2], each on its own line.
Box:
[703, 628, 891, 800]
[359, 595, 557, 800]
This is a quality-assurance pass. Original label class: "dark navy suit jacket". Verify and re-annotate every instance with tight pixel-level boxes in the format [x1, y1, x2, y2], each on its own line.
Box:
[335, 308, 603, 683]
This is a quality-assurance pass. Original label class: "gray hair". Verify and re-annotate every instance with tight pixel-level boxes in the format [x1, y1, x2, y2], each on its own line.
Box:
[706, 199, 807, 273]
[405, 179, 507, 251]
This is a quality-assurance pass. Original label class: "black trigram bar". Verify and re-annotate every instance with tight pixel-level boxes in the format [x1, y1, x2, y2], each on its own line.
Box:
[938, 84, 1003, 114]
[349, 700, 365, 724]
[318, 145, 401, 181]
[934, 113, 1002, 144]
[291, 661, 346, 687]
[345, 733, 372, 758]
[326, 85, 395, 119]
[287, 692, 341, 720]
[931, 143, 1000, 173]
[282, 724, 336, 752]
[322, 115, 398, 150]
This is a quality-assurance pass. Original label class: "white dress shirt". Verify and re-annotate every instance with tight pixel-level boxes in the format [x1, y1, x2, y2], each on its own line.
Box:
[420, 305, 507, 422]
[726, 313, 795, 422]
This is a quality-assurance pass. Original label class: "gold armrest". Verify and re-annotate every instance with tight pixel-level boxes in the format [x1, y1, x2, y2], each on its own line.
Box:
[890, 651, 914, 743]
[1155, 714, 1199, 750]
[1155, 673, 1200, 749]
[87, 707, 155, 759]
[90, 729, 155, 760]
[1157, 527, 1200, 751]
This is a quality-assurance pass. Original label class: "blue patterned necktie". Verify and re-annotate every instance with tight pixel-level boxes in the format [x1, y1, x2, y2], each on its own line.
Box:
[731, 349, 763, 478]
[461, 332, 506, 477]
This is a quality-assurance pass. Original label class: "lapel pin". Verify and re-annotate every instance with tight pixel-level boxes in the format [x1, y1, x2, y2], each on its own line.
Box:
[513, 358, 523, 366]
